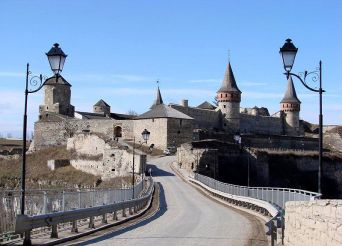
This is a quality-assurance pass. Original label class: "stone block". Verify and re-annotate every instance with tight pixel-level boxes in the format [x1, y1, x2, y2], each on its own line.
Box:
[47, 159, 70, 170]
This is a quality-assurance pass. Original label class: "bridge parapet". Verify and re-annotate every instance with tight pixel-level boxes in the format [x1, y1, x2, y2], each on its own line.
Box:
[0, 177, 153, 244]
[190, 173, 321, 246]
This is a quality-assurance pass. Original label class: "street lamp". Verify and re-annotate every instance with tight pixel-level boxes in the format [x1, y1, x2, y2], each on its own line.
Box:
[141, 129, 150, 143]
[132, 129, 151, 199]
[46, 43, 67, 77]
[21, 44, 67, 217]
[20, 43, 67, 245]
[280, 39, 298, 72]
[279, 38, 324, 194]
[140, 129, 150, 176]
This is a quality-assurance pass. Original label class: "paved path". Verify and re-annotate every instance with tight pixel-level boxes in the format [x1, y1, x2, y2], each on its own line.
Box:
[74, 156, 266, 246]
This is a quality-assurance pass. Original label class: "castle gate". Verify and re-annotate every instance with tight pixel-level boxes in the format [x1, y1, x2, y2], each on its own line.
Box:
[114, 125, 122, 138]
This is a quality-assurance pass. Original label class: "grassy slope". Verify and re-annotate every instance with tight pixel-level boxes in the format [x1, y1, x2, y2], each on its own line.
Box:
[0, 146, 126, 190]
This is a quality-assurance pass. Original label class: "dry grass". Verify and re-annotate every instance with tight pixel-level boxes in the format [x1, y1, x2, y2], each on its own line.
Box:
[0, 146, 102, 190]
[125, 140, 164, 156]
[256, 148, 342, 162]
[0, 138, 24, 146]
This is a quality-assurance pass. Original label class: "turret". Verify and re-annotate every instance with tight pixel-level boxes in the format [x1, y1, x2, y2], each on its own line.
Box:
[39, 43, 74, 119]
[93, 99, 110, 115]
[216, 62, 241, 131]
[39, 75, 75, 118]
[280, 76, 301, 135]
[150, 85, 164, 109]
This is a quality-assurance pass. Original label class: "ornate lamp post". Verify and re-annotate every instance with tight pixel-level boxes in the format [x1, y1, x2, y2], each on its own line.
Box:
[279, 38, 324, 194]
[21, 43, 67, 218]
[46, 43, 67, 79]
[141, 129, 150, 143]
[132, 129, 150, 199]
[141, 129, 150, 176]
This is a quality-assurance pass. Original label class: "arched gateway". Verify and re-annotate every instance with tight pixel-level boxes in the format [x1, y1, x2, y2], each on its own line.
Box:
[114, 125, 122, 138]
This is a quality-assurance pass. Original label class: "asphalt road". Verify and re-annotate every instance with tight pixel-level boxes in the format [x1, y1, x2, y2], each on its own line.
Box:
[74, 156, 267, 246]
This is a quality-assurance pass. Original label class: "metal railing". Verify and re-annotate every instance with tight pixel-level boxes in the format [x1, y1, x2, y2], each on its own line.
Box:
[194, 173, 321, 211]
[14, 177, 154, 244]
[192, 173, 321, 245]
[0, 180, 144, 237]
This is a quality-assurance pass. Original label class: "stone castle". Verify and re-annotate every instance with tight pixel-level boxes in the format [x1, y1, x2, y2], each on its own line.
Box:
[32, 61, 304, 152]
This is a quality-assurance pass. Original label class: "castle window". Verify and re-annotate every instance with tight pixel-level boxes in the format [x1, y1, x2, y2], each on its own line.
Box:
[220, 94, 222, 98]
[225, 93, 227, 97]
[223, 105, 226, 108]
[177, 130, 181, 134]
[152, 119, 154, 122]
[180, 119, 182, 126]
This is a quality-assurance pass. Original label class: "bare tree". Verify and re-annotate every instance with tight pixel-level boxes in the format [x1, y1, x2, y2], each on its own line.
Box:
[127, 110, 138, 116]
[212, 96, 218, 107]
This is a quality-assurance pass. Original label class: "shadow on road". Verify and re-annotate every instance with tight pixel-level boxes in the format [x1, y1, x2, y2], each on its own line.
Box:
[71, 182, 167, 245]
[146, 164, 175, 177]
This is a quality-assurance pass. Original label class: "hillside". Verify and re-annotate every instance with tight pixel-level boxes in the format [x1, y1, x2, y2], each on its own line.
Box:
[0, 146, 130, 190]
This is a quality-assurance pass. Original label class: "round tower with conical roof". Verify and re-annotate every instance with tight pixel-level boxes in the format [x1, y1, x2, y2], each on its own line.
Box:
[280, 76, 301, 135]
[217, 62, 241, 131]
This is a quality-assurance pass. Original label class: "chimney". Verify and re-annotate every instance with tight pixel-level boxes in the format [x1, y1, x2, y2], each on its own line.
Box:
[180, 99, 188, 107]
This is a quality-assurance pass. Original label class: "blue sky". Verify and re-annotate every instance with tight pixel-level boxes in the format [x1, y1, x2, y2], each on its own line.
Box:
[0, 0, 341, 137]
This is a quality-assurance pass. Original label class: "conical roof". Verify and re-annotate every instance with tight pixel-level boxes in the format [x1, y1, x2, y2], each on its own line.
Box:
[217, 62, 241, 93]
[44, 75, 71, 86]
[280, 76, 301, 104]
[197, 101, 216, 110]
[150, 86, 164, 109]
[94, 99, 110, 107]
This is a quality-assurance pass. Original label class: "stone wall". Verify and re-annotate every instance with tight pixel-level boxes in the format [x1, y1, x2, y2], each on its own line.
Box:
[177, 140, 240, 179]
[33, 118, 134, 150]
[195, 131, 318, 151]
[39, 84, 74, 117]
[34, 115, 191, 152]
[285, 200, 342, 246]
[66, 133, 145, 180]
[171, 103, 304, 136]
[241, 134, 318, 151]
[170, 104, 221, 130]
[255, 151, 342, 198]
[167, 118, 193, 148]
[47, 159, 70, 170]
[133, 118, 168, 150]
[240, 113, 284, 135]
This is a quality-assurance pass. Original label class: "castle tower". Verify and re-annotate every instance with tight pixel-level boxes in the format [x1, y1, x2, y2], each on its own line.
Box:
[150, 85, 164, 109]
[217, 62, 241, 131]
[93, 99, 110, 115]
[39, 75, 75, 119]
[280, 76, 301, 135]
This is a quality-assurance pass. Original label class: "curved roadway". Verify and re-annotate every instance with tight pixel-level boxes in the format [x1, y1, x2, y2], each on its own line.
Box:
[76, 156, 267, 246]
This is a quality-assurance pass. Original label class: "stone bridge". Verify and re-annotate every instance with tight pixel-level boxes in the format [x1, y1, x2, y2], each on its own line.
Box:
[4, 156, 341, 246]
